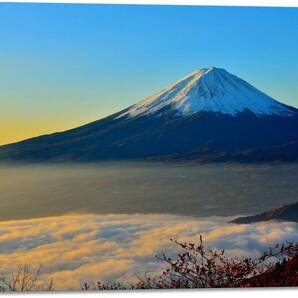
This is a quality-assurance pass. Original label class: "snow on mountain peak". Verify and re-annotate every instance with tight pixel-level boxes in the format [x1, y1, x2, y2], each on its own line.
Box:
[117, 67, 295, 119]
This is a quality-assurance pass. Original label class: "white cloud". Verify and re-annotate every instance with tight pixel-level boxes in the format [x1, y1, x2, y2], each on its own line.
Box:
[0, 213, 297, 290]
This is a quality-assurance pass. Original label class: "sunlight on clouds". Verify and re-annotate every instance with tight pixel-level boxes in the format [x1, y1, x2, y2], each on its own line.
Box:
[0, 214, 297, 290]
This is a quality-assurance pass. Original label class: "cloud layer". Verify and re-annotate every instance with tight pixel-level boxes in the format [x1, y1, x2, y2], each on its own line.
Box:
[0, 213, 297, 290]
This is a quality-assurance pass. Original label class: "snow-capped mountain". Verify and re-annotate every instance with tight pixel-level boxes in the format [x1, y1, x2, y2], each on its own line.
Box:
[0, 67, 298, 162]
[117, 67, 295, 119]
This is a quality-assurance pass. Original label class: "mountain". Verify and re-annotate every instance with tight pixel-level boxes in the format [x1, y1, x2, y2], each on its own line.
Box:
[117, 67, 295, 118]
[1, 67, 298, 162]
[230, 202, 298, 223]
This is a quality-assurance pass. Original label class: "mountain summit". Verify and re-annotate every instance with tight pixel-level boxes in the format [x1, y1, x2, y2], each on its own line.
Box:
[117, 67, 295, 119]
[0, 67, 298, 162]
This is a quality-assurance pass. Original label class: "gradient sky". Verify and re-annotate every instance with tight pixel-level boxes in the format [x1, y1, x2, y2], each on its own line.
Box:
[1, 3, 298, 145]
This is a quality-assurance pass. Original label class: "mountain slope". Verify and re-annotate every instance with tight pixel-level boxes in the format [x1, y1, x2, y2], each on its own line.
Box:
[1, 67, 298, 162]
[231, 202, 298, 223]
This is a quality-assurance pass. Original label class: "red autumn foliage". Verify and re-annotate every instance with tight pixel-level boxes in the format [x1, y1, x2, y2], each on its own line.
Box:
[244, 253, 298, 287]
[84, 236, 298, 290]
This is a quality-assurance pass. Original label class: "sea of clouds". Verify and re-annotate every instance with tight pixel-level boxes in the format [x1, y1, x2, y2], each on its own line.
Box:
[0, 213, 297, 290]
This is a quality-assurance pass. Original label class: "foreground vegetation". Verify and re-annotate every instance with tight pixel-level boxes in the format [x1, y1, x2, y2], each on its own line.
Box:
[0, 265, 53, 292]
[83, 237, 298, 290]
[1, 237, 297, 291]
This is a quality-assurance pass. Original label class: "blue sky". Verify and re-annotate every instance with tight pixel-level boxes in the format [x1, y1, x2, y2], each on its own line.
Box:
[0, 3, 298, 144]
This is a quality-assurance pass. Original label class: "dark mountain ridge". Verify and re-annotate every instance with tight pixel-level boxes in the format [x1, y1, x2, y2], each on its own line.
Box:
[231, 202, 298, 224]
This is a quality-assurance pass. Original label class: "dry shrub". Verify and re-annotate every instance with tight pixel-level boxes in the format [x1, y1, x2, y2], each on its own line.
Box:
[0, 264, 53, 292]
[84, 236, 298, 290]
